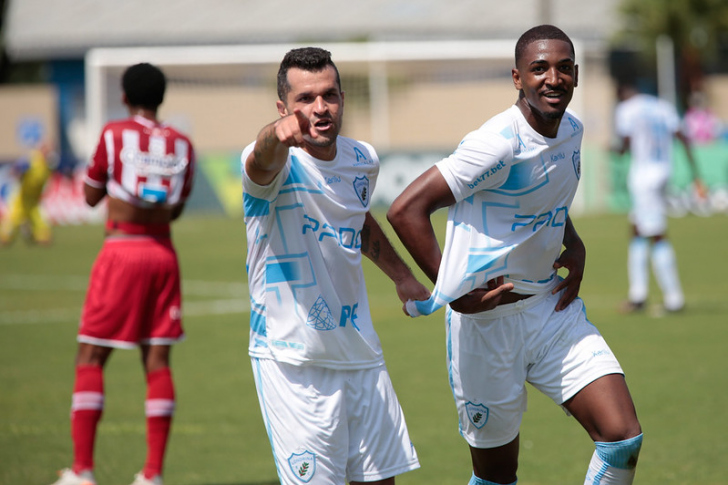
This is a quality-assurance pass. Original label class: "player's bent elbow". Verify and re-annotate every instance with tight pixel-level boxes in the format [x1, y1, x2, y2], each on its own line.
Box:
[386, 200, 407, 230]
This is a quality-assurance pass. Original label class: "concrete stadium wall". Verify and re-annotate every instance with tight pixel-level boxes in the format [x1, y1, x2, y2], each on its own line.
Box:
[0, 85, 58, 162]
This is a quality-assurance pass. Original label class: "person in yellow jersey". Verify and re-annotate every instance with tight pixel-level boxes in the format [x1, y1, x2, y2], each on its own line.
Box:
[1, 142, 57, 246]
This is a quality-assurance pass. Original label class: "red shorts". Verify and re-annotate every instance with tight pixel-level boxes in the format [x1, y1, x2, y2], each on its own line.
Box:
[78, 236, 184, 348]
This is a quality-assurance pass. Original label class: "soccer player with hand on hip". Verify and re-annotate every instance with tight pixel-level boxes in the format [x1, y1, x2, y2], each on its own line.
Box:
[387, 25, 643, 485]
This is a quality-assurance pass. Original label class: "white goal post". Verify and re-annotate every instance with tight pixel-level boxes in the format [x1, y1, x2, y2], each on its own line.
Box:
[85, 40, 528, 153]
[84, 39, 590, 211]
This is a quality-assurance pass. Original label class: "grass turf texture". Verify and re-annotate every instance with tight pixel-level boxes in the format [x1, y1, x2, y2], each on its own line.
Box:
[1, 211, 726, 485]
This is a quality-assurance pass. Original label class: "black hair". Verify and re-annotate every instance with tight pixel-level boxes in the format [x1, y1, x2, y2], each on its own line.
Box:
[515, 25, 575, 66]
[122, 63, 166, 110]
[277, 47, 341, 101]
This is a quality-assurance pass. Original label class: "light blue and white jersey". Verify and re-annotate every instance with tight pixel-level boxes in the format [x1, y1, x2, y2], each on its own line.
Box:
[242, 136, 384, 369]
[615, 94, 680, 169]
[407, 105, 584, 317]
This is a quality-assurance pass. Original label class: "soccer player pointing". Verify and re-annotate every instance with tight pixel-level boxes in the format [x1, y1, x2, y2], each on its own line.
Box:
[242, 47, 428, 484]
[388, 25, 643, 485]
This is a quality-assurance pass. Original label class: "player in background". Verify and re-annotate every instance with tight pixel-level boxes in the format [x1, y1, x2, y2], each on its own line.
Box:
[0, 141, 56, 246]
[387, 25, 642, 485]
[51, 63, 195, 485]
[242, 47, 428, 484]
[613, 82, 707, 314]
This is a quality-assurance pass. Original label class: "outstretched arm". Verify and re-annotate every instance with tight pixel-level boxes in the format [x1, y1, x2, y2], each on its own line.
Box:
[245, 109, 315, 186]
[552, 216, 586, 311]
[675, 130, 708, 198]
[612, 135, 630, 156]
[361, 211, 430, 307]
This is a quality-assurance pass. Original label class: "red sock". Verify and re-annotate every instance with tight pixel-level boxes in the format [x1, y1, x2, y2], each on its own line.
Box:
[143, 367, 175, 479]
[71, 365, 104, 474]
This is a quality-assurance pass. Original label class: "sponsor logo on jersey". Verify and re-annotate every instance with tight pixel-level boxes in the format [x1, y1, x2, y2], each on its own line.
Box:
[515, 134, 538, 154]
[568, 116, 580, 133]
[352, 146, 374, 166]
[572, 150, 581, 179]
[120, 146, 188, 176]
[465, 402, 489, 429]
[353, 176, 370, 207]
[288, 451, 316, 482]
[550, 152, 565, 162]
[468, 160, 506, 189]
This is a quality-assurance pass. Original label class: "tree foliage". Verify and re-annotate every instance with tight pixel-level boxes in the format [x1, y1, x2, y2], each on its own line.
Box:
[614, 0, 728, 104]
[616, 0, 728, 64]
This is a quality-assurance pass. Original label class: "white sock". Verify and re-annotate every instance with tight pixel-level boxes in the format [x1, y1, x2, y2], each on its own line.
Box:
[627, 237, 649, 303]
[584, 450, 636, 484]
[651, 240, 684, 310]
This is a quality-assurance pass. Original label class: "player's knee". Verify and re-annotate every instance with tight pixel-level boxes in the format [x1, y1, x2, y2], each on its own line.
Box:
[595, 433, 643, 470]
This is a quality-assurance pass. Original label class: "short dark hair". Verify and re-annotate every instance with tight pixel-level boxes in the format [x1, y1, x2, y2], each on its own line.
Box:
[515, 25, 575, 66]
[277, 47, 341, 101]
[122, 63, 166, 110]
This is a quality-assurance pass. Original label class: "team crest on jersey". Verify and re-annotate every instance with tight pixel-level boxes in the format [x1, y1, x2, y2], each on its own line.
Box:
[465, 402, 489, 429]
[572, 150, 581, 180]
[353, 176, 370, 207]
[307, 296, 337, 330]
[288, 451, 316, 482]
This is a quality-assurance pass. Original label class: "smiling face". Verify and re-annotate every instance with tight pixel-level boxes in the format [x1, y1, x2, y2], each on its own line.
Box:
[277, 65, 344, 158]
[512, 38, 578, 137]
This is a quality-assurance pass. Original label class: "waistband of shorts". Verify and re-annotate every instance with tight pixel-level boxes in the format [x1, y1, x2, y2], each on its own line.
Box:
[106, 220, 171, 236]
[464, 279, 560, 320]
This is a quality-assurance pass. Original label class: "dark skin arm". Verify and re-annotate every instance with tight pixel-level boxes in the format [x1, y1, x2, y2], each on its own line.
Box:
[551, 216, 585, 311]
[615, 131, 707, 197]
[675, 130, 708, 198]
[613, 134, 630, 157]
[387, 166, 514, 314]
[84, 183, 107, 208]
[389, 166, 586, 313]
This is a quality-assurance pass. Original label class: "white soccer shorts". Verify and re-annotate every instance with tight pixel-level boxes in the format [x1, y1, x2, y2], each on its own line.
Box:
[446, 289, 624, 449]
[251, 358, 420, 484]
[628, 165, 671, 237]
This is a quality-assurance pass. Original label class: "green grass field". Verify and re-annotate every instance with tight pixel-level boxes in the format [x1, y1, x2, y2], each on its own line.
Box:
[1, 210, 727, 485]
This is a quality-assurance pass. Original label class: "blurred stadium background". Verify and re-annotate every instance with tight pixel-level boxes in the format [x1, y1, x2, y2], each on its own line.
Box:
[1, 1, 728, 484]
[2, 0, 728, 219]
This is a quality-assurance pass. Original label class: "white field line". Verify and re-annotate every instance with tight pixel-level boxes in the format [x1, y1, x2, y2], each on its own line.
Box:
[0, 274, 249, 325]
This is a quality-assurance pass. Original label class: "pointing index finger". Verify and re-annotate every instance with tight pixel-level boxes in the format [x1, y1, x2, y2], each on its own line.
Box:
[293, 109, 317, 139]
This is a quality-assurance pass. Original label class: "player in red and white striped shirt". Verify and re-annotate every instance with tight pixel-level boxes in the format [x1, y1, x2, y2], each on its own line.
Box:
[51, 63, 195, 485]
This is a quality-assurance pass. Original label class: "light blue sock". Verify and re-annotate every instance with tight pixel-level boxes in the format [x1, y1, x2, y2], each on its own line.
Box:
[584, 433, 643, 484]
[468, 472, 517, 485]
